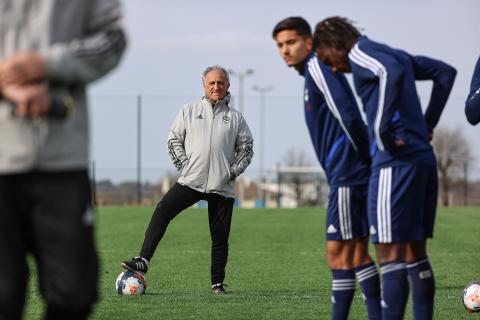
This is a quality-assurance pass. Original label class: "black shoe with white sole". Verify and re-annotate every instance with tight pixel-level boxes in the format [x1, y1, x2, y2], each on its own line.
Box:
[121, 256, 149, 274]
[212, 283, 228, 294]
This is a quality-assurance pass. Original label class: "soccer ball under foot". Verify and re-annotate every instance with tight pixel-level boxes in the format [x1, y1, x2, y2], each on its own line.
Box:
[116, 270, 147, 295]
[463, 281, 480, 313]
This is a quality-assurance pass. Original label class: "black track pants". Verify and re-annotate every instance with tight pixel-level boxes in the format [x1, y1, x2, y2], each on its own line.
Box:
[0, 170, 98, 320]
[140, 183, 234, 285]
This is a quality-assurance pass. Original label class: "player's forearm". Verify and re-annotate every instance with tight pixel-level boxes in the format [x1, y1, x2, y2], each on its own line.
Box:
[465, 60, 480, 125]
[230, 137, 254, 180]
[465, 88, 480, 125]
[44, 28, 127, 85]
[424, 65, 457, 131]
[43, 0, 126, 84]
[167, 137, 188, 172]
[375, 66, 406, 150]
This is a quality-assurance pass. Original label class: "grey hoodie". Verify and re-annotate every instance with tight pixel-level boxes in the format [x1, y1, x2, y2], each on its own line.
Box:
[0, 0, 127, 173]
[167, 93, 254, 198]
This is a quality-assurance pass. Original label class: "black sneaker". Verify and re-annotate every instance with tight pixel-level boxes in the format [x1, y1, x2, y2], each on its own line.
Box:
[212, 283, 228, 295]
[121, 256, 149, 274]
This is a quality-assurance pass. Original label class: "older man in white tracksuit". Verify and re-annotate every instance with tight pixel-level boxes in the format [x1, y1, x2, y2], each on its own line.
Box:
[122, 65, 254, 294]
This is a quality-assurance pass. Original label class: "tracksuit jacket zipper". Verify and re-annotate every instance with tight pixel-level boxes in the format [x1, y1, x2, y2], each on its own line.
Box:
[204, 105, 215, 192]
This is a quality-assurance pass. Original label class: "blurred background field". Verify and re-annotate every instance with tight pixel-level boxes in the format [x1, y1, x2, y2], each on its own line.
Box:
[25, 206, 480, 320]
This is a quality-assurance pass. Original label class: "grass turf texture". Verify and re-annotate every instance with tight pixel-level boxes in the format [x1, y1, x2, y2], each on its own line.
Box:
[24, 207, 479, 319]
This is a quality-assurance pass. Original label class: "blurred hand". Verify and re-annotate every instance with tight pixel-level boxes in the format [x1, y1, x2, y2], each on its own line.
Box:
[1, 84, 51, 118]
[0, 52, 47, 87]
[394, 138, 406, 147]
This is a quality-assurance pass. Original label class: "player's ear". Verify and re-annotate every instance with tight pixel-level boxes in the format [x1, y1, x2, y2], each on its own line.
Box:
[340, 48, 350, 63]
[305, 37, 313, 52]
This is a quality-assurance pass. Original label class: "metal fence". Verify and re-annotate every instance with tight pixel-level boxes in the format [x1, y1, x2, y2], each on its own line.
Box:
[89, 93, 480, 207]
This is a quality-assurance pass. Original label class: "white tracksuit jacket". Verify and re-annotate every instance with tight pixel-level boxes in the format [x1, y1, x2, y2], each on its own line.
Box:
[167, 93, 254, 198]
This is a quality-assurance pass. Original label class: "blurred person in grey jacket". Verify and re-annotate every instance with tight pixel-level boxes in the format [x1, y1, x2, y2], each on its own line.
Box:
[0, 0, 127, 319]
[122, 65, 254, 295]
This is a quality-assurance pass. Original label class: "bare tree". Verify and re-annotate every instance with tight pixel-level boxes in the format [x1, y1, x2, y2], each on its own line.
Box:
[432, 126, 472, 207]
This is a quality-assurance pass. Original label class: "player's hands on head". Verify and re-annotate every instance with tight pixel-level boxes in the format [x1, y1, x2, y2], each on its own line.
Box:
[1, 84, 51, 118]
[0, 52, 47, 87]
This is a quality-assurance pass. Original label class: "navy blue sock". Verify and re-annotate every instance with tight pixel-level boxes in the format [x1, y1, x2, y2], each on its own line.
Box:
[331, 269, 356, 320]
[407, 258, 435, 320]
[355, 262, 381, 320]
[380, 262, 409, 320]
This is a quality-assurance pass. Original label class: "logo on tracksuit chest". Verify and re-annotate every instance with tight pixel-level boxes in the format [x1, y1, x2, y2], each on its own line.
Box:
[195, 111, 230, 123]
[304, 88, 312, 111]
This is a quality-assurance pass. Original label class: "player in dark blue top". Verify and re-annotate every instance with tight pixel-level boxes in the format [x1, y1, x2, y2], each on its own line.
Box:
[273, 17, 381, 320]
[314, 16, 457, 320]
[465, 56, 480, 125]
[303, 53, 371, 186]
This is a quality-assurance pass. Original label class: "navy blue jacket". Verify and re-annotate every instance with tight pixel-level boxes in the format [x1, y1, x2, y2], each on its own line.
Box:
[302, 53, 370, 187]
[465, 56, 480, 125]
[348, 36, 456, 168]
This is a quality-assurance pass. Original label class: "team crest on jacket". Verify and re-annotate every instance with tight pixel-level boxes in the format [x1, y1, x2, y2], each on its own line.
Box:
[222, 115, 230, 123]
[304, 88, 309, 102]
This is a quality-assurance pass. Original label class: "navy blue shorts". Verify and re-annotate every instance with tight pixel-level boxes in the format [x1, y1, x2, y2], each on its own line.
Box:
[326, 184, 369, 241]
[368, 164, 438, 243]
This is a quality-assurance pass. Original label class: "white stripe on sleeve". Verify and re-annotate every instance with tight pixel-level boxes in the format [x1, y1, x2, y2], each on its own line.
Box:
[349, 45, 388, 151]
[307, 58, 358, 151]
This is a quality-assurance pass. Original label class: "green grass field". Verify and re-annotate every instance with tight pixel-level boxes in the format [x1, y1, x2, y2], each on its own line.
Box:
[24, 207, 479, 319]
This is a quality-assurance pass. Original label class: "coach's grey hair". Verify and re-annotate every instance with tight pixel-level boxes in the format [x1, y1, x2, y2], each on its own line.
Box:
[202, 65, 230, 84]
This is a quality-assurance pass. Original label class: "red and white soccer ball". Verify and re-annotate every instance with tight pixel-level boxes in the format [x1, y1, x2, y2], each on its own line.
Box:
[115, 270, 147, 295]
[463, 281, 480, 313]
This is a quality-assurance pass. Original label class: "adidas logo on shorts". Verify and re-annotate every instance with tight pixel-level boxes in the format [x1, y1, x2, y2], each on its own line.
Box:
[370, 225, 377, 235]
[381, 300, 389, 308]
[327, 224, 337, 234]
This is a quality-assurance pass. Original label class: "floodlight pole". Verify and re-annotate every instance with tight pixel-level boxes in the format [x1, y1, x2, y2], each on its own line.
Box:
[228, 68, 254, 114]
[91, 160, 97, 206]
[136, 95, 142, 205]
[253, 85, 274, 207]
[228, 69, 254, 207]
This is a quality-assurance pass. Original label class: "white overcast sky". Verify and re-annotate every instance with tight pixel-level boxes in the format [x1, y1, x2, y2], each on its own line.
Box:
[90, 0, 480, 182]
